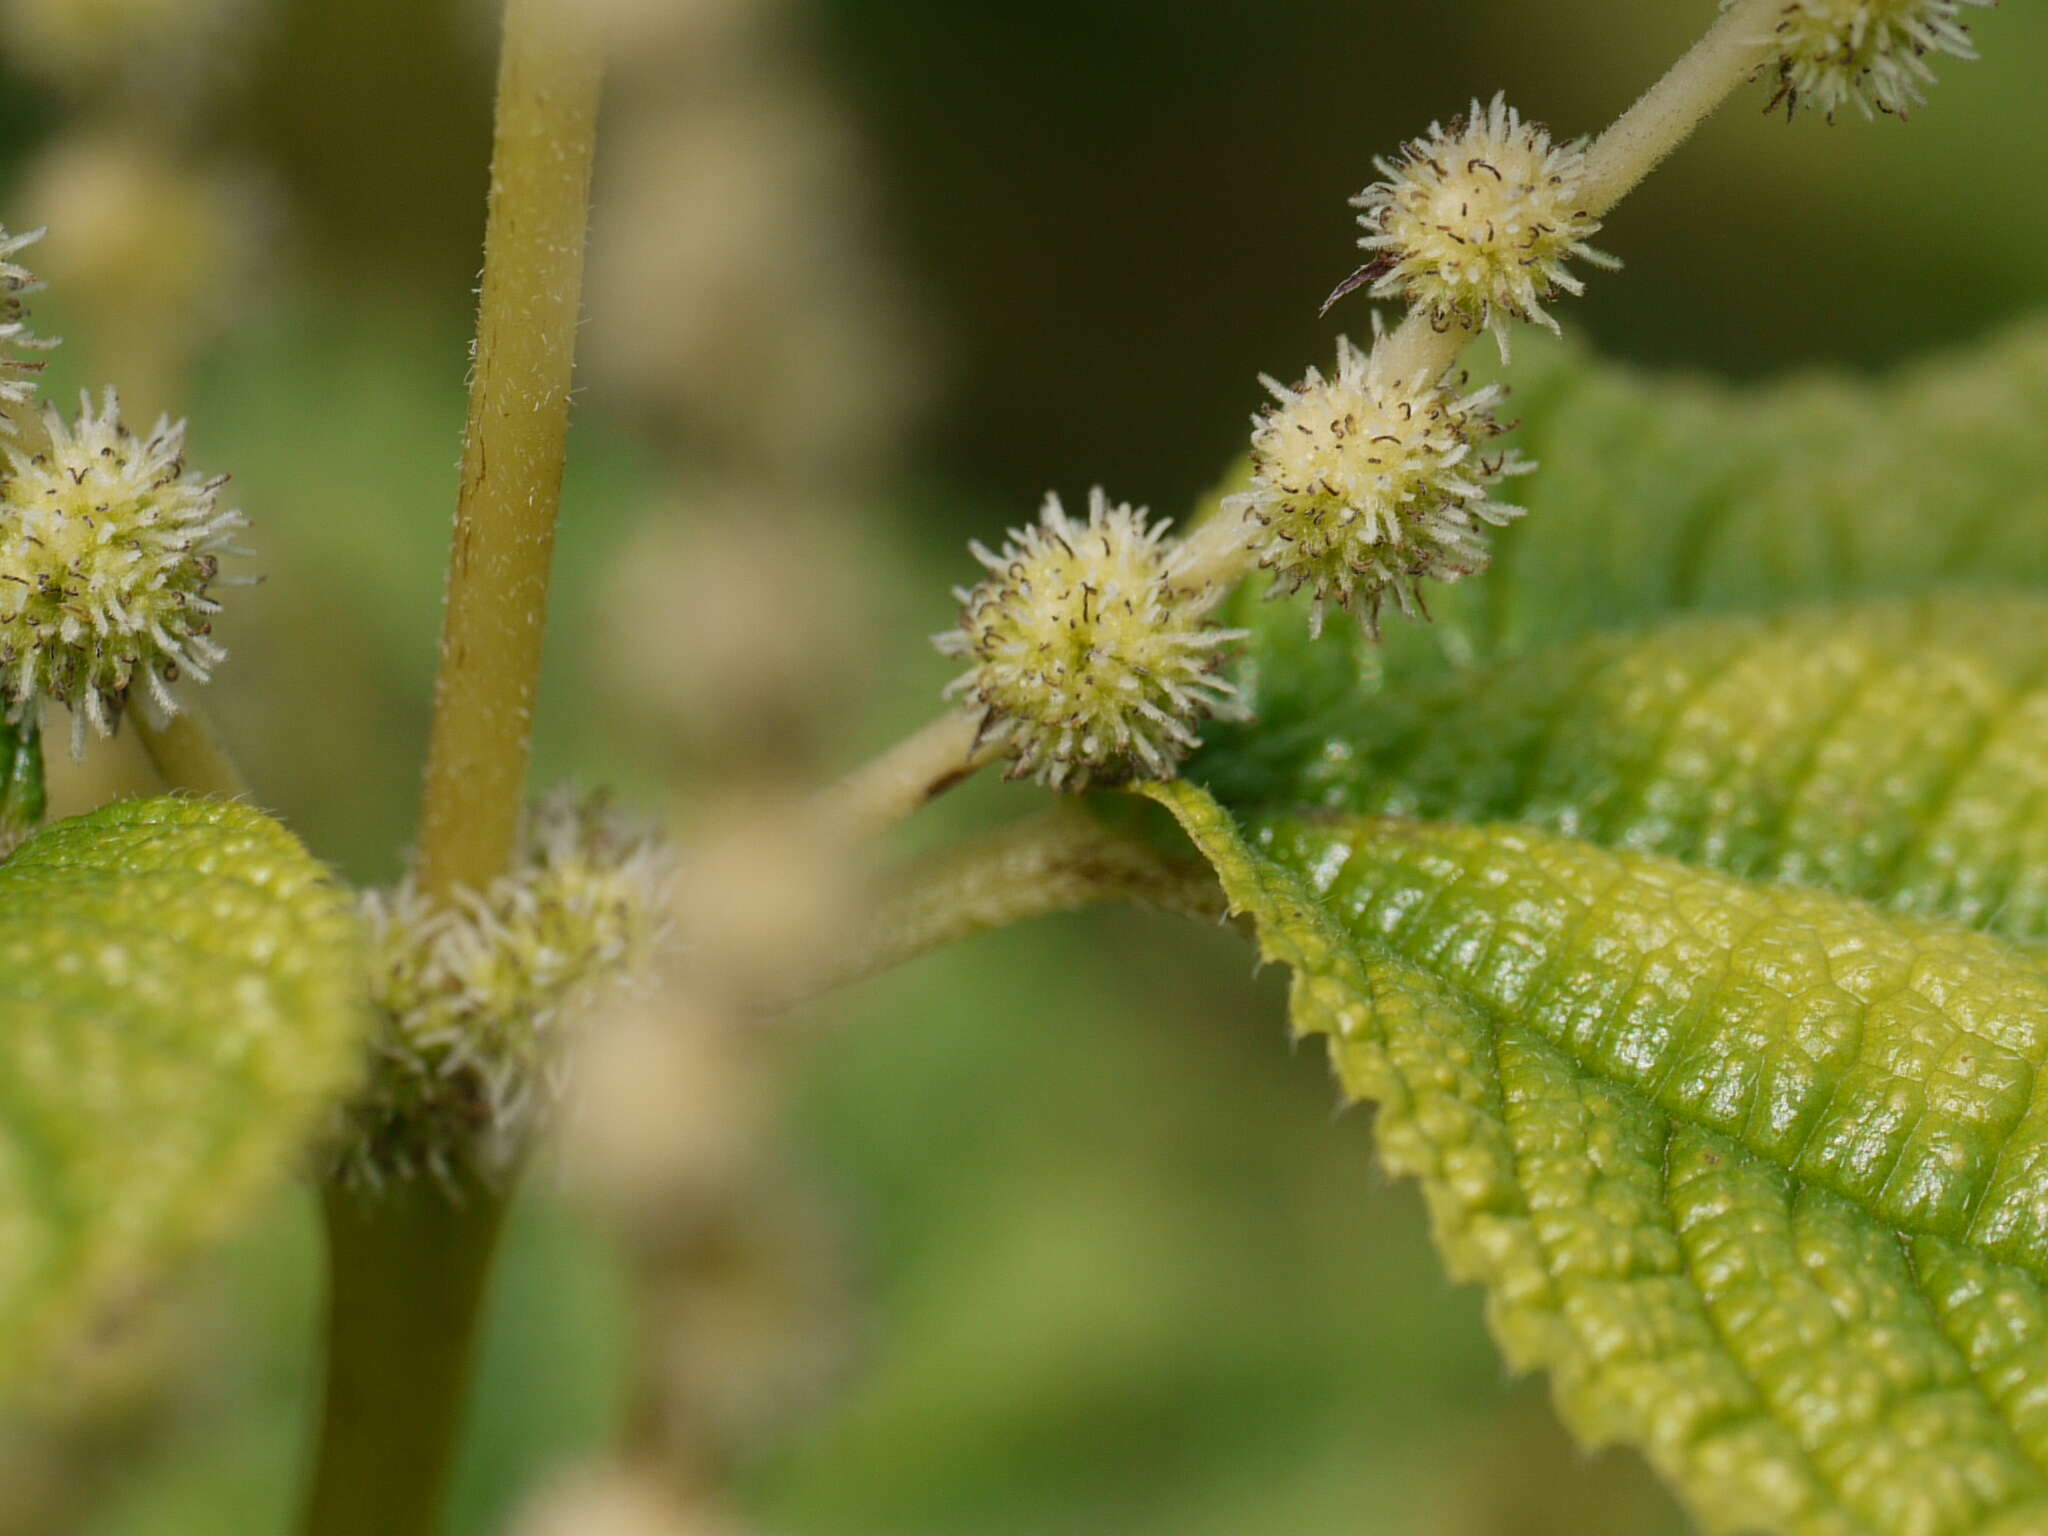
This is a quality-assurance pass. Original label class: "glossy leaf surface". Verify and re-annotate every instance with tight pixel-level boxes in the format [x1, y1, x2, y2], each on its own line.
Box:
[1151, 780, 2048, 1536]
[1166, 318, 2048, 1533]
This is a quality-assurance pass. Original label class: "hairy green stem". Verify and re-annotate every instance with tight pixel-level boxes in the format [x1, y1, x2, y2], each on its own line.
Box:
[783, 804, 1227, 1006]
[811, 709, 989, 844]
[305, 4, 599, 1532]
[1577, 0, 1783, 214]
[300, 1178, 508, 1536]
[415, 0, 602, 903]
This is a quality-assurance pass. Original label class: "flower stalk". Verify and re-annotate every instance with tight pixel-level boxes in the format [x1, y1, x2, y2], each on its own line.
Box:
[810, 708, 990, 844]
[1578, 0, 1785, 212]
[304, 3, 602, 1533]
[784, 804, 1227, 1008]
[831, 0, 1997, 827]
[1368, 0, 1785, 390]
[135, 703, 248, 801]
[414, 0, 603, 904]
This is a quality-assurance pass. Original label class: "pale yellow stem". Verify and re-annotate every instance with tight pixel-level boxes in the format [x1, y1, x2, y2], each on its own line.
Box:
[415, 0, 603, 902]
[1185, 0, 1786, 604]
[41, 707, 159, 819]
[810, 709, 989, 845]
[830, 1, 1792, 824]
[303, 9, 601, 1533]
[1364, 310, 1483, 400]
[135, 704, 249, 800]
[5, 400, 51, 459]
[1578, 0, 1784, 215]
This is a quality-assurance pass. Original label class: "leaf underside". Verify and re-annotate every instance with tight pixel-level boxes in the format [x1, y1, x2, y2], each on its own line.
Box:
[1166, 317, 2048, 1535]
[0, 797, 365, 1392]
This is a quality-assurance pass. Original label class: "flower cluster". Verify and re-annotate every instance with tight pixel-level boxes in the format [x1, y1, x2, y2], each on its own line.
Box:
[1226, 336, 1530, 638]
[1739, 0, 1994, 120]
[1342, 93, 1616, 360]
[0, 389, 243, 754]
[925, 0, 2006, 799]
[0, 224, 246, 757]
[338, 790, 674, 1189]
[935, 489, 1242, 791]
[0, 0, 255, 99]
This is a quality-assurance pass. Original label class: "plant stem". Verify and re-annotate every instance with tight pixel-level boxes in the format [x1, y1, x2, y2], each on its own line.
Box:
[304, 6, 598, 1533]
[135, 704, 249, 800]
[1185, 0, 1786, 599]
[415, 0, 603, 903]
[1578, 0, 1783, 215]
[301, 1178, 509, 1536]
[815, 4, 1791, 828]
[784, 804, 1226, 1006]
[1362, 310, 1484, 404]
[810, 709, 989, 844]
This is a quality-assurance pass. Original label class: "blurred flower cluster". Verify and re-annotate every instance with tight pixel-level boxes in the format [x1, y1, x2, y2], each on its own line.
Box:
[518, 0, 933, 1526]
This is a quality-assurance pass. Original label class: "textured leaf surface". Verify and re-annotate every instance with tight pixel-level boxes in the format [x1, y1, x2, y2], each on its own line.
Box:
[1208, 592, 2048, 944]
[0, 797, 364, 1388]
[1166, 319, 2048, 1534]
[1148, 780, 2048, 1536]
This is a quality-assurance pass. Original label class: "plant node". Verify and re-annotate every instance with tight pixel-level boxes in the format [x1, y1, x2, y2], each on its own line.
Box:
[336, 788, 674, 1191]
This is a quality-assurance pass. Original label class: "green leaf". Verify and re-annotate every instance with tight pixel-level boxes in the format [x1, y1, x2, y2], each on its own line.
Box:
[1147, 778, 2048, 1536]
[0, 796, 365, 1389]
[1197, 316, 2048, 775]
[1202, 592, 2048, 945]
[1163, 319, 2048, 1530]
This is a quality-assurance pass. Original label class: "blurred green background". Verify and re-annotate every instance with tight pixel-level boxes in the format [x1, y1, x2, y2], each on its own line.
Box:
[0, 0, 2039, 1531]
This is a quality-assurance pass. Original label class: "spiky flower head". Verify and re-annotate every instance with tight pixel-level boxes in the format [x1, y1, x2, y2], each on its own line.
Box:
[1225, 334, 1531, 639]
[934, 488, 1242, 791]
[1734, 0, 1993, 120]
[1341, 93, 1617, 361]
[0, 389, 243, 754]
[0, 226, 51, 427]
[338, 790, 674, 1189]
